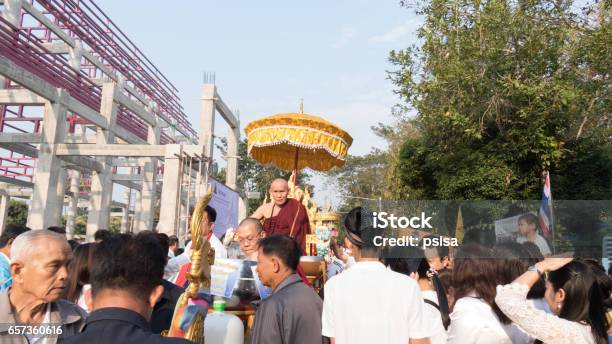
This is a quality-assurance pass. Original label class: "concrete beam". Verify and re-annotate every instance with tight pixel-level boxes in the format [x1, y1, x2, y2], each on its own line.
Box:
[0, 57, 112, 134]
[66, 95, 108, 130]
[82, 50, 118, 82]
[0, 133, 41, 143]
[124, 85, 150, 108]
[114, 125, 147, 145]
[111, 158, 146, 167]
[65, 134, 97, 143]
[0, 56, 61, 102]
[114, 92, 156, 127]
[0, 89, 45, 104]
[7, 190, 31, 198]
[55, 144, 166, 157]
[215, 91, 239, 129]
[113, 179, 142, 192]
[59, 155, 103, 173]
[112, 174, 142, 182]
[21, 1, 76, 48]
[2, 0, 22, 26]
[0, 175, 33, 188]
[40, 42, 71, 54]
[0, 143, 38, 157]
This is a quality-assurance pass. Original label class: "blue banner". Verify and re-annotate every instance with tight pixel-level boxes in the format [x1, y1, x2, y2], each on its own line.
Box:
[208, 178, 239, 239]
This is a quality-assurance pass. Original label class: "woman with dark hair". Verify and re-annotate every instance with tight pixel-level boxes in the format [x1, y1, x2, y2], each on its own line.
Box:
[522, 241, 549, 310]
[437, 268, 454, 312]
[579, 259, 612, 336]
[496, 258, 609, 344]
[385, 247, 450, 344]
[447, 243, 513, 343]
[493, 242, 536, 344]
[63, 243, 95, 313]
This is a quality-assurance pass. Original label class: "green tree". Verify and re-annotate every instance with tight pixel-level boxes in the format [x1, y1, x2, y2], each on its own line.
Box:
[7, 200, 28, 226]
[327, 150, 387, 211]
[73, 215, 87, 237]
[109, 217, 122, 233]
[390, 0, 611, 200]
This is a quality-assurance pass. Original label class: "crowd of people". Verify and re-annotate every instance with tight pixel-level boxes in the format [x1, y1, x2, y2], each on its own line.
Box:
[0, 179, 609, 344]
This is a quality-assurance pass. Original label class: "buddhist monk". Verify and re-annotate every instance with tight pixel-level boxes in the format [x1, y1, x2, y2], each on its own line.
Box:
[251, 178, 311, 253]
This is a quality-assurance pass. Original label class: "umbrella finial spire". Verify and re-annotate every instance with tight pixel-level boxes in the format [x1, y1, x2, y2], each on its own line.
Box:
[300, 98, 304, 114]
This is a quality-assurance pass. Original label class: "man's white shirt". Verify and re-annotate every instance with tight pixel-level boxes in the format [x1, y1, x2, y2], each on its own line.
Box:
[164, 234, 228, 282]
[322, 261, 431, 344]
[517, 233, 551, 256]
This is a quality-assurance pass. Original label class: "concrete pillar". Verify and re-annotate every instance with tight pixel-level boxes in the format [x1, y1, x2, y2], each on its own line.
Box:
[120, 188, 131, 233]
[226, 124, 239, 190]
[2, 0, 22, 26]
[0, 190, 9, 234]
[58, 41, 84, 230]
[68, 40, 84, 71]
[1, 0, 22, 87]
[179, 201, 188, 243]
[65, 125, 85, 239]
[65, 170, 80, 239]
[158, 144, 182, 236]
[86, 83, 117, 241]
[132, 188, 142, 233]
[238, 197, 247, 223]
[199, 84, 216, 160]
[27, 91, 69, 230]
[135, 107, 160, 232]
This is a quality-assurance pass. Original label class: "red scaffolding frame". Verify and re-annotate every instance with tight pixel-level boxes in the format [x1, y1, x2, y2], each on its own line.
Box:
[0, 0, 195, 183]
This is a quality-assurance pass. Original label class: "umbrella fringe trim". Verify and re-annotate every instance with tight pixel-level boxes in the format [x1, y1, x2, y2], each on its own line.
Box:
[249, 140, 347, 160]
[246, 125, 351, 147]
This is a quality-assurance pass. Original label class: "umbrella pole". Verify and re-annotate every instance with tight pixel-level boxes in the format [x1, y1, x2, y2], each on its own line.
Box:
[293, 147, 299, 186]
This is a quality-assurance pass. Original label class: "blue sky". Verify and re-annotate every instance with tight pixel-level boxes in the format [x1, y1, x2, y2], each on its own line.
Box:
[99, 1, 423, 206]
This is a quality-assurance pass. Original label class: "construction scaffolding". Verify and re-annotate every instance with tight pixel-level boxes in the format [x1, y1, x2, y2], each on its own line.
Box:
[0, 0, 240, 241]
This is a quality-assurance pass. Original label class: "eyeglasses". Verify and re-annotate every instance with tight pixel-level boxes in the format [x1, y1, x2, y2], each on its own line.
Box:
[237, 236, 259, 244]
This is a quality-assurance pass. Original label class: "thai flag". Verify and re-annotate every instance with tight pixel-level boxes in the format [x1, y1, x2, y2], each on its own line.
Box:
[539, 172, 553, 240]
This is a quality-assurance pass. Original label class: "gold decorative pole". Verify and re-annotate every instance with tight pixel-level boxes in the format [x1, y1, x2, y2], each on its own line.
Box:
[166, 184, 215, 344]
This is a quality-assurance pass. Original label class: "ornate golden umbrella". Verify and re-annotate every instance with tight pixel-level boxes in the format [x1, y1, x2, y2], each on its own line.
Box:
[244, 104, 353, 176]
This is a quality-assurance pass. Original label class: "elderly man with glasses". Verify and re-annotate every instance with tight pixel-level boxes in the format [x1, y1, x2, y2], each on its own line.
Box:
[235, 218, 267, 261]
[0, 230, 86, 344]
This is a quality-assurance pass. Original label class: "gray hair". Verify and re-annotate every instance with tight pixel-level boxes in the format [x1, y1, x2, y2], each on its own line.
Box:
[10, 230, 67, 263]
[238, 218, 263, 233]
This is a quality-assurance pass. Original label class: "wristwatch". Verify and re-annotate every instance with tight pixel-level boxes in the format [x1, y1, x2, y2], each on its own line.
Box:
[528, 264, 544, 277]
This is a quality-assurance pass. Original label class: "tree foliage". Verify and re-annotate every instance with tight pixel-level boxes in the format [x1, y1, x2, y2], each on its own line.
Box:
[7, 200, 28, 226]
[390, 0, 611, 199]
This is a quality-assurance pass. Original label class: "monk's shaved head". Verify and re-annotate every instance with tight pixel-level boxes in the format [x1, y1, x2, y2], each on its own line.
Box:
[269, 178, 289, 206]
[237, 218, 266, 259]
[270, 178, 289, 191]
[238, 218, 263, 234]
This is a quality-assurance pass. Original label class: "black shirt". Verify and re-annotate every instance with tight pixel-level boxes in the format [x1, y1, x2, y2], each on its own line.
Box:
[60, 307, 193, 344]
[151, 280, 185, 334]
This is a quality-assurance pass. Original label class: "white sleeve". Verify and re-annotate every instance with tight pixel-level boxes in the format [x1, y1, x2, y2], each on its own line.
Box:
[405, 284, 431, 339]
[321, 281, 335, 338]
[165, 251, 190, 276]
[447, 299, 506, 344]
[495, 283, 588, 344]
